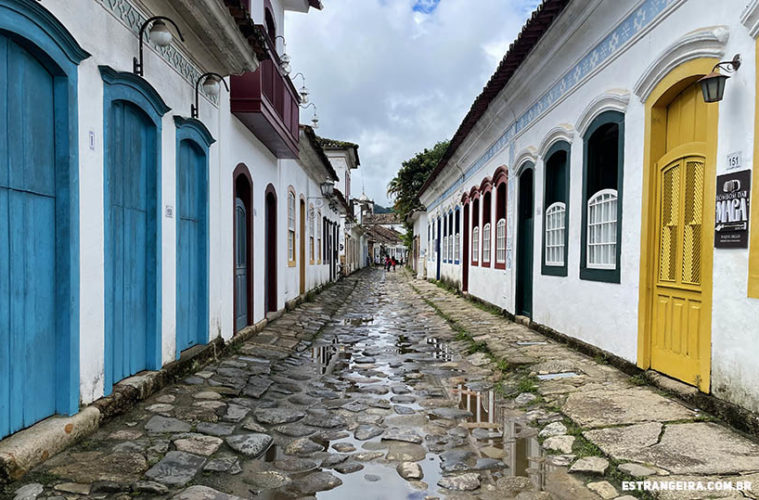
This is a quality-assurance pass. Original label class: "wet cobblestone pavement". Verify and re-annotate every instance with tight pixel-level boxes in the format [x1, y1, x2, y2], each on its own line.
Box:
[4, 269, 547, 499]
[7, 268, 759, 499]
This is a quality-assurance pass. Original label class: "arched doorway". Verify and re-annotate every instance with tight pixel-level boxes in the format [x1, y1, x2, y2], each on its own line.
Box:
[233, 165, 253, 332]
[101, 67, 169, 394]
[265, 185, 278, 314]
[299, 198, 306, 294]
[175, 118, 214, 353]
[516, 165, 534, 318]
[639, 59, 718, 391]
[0, 1, 88, 437]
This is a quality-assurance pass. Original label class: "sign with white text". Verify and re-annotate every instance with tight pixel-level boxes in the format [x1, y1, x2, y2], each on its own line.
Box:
[715, 169, 751, 248]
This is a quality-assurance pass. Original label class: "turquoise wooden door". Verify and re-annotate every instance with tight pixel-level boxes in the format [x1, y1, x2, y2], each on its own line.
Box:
[234, 198, 248, 331]
[0, 33, 59, 436]
[176, 139, 208, 352]
[516, 168, 534, 317]
[105, 100, 157, 387]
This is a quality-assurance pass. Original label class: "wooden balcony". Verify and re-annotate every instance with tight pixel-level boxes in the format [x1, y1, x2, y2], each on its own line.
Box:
[231, 26, 300, 159]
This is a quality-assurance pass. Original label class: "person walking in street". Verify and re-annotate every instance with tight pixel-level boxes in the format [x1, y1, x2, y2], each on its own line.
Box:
[391, 256, 397, 272]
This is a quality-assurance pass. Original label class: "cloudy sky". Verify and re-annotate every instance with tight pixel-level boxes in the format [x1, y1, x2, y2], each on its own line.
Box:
[285, 0, 540, 206]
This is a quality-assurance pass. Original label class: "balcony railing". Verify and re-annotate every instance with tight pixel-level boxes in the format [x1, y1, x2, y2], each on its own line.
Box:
[231, 25, 300, 159]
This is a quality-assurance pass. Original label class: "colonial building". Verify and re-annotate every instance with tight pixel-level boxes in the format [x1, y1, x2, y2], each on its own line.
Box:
[318, 137, 370, 275]
[415, 0, 759, 414]
[365, 212, 408, 263]
[0, 0, 359, 441]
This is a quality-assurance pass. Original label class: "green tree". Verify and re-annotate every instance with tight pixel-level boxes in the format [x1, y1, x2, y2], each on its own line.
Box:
[387, 140, 450, 249]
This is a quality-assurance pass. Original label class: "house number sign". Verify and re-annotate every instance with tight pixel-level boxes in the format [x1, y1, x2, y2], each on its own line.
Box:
[715, 169, 751, 248]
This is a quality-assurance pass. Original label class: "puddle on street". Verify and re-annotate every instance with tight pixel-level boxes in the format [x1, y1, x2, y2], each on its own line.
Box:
[311, 336, 340, 375]
[318, 457, 442, 500]
[449, 382, 556, 491]
[343, 316, 375, 325]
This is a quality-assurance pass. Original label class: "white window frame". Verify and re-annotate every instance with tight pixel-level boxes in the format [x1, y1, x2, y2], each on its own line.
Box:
[309, 206, 315, 263]
[545, 201, 566, 266]
[482, 222, 491, 263]
[317, 210, 322, 264]
[472, 226, 479, 263]
[455, 214, 461, 263]
[586, 189, 618, 270]
[449, 218, 454, 262]
[288, 191, 296, 263]
[496, 218, 506, 264]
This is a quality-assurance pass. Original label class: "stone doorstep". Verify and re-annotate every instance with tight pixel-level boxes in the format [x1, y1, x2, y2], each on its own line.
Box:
[0, 278, 354, 485]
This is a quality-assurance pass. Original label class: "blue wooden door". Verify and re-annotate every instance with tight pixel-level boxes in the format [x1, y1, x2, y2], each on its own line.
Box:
[234, 198, 247, 331]
[0, 34, 58, 437]
[105, 100, 156, 386]
[176, 140, 207, 352]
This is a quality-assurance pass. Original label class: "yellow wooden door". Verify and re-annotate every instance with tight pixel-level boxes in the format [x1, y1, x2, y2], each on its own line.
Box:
[650, 82, 711, 387]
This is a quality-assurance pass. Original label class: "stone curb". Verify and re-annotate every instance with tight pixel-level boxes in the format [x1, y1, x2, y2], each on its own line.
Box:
[0, 276, 351, 484]
[0, 407, 100, 483]
[420, 277, 759, 441]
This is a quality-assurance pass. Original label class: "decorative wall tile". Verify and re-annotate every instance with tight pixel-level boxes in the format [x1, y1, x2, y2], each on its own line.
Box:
[94, 0, 219, 105]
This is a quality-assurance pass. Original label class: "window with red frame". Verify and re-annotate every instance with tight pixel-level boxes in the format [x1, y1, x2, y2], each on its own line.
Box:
[495, 181, 507, 267]
[482, 191, 492, 265]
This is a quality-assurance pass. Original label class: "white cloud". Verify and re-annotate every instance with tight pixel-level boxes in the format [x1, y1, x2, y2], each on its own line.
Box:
[285, 0, 540, 206]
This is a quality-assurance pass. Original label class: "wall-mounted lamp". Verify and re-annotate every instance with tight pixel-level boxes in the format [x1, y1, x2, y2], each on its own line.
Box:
[133, 16, 185, 77]
[292, 72, 309, 104]
[699, 54, 741, 103]
[320, 180, 335, 197]
[302, 102, 319, 129]
[274, 35, 291, 75]
[191, 73, 229, 119]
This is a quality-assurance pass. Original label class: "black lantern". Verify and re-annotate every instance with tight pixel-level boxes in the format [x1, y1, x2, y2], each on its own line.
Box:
[191, 72, 229, 119]
[133, 16, 184, 77]
[698, 54, 741, 103]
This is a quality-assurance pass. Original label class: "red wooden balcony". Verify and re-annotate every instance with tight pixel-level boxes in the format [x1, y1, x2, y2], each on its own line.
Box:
[231, 27, 300, 159]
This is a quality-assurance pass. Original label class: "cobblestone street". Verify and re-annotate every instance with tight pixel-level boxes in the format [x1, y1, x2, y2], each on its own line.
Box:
[5, 268, 759, 500]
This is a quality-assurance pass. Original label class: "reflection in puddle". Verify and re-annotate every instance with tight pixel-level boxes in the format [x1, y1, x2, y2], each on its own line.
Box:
[515, 341, 547, 346]
[426, 337, 452, 361]
[454, 385, 498, 428]
[344, 316, 374, 325]
[450, 383, 557, 492]
[311, 337, 340, 375]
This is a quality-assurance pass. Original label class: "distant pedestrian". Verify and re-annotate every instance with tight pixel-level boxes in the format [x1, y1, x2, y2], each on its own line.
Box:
[391, 257, 397, 271]
[384, 256, 391, 271]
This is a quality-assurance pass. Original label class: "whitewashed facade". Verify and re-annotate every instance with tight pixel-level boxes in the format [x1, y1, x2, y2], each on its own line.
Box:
[416, 0, 759, 414]
[0, 0, 360, 440]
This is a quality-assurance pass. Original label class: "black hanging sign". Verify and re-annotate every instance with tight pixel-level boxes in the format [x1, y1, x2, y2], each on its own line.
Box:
[715, 169, 751, 248]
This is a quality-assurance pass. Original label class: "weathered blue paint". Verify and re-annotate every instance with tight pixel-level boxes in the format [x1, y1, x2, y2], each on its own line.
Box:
[0, 0, 88, 439]
[174, 117, 214, 356]
[101, 66, 169, 395]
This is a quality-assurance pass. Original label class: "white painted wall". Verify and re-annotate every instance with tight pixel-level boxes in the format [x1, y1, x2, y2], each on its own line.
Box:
[32, 0, 332, 408]
[417, 0, 759, 412]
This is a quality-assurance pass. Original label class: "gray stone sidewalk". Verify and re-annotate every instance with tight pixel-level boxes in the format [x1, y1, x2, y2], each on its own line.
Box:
[410, 275, 759, 500]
